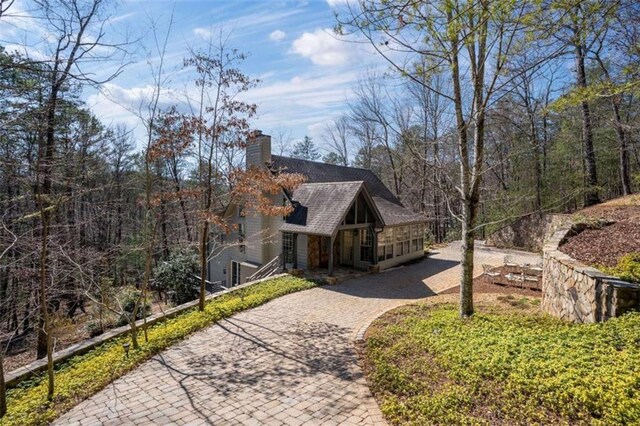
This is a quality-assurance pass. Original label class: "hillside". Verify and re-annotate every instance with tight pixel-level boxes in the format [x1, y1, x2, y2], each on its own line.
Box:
[559, 195, 640, 268]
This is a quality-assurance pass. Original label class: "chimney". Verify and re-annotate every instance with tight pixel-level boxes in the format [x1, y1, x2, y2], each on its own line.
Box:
[246, 130, 272, 169]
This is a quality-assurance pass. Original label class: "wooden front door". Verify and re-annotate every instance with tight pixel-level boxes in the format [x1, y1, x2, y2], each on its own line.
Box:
[319, 237, 330, 268]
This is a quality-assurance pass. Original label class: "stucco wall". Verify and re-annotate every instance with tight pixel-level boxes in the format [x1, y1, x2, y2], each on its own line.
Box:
[542, 226, 640, 323]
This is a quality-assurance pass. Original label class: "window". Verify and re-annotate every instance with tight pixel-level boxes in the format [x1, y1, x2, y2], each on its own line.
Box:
[377, 232, 385, 262]
[230, 261, 240, 286]
[411, 224, 419, 252]
[360, 228, 373, 263]
[283, 232, 294, 264]
[393, 226, 414, 257]
[378, 228, 394, 262]
[345, 201, 355, 224]
[395, 226, 403, 256]
[384, 229, 393, 260]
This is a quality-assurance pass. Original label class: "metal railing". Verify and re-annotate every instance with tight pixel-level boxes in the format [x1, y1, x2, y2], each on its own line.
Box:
[248, 253, 284, 282]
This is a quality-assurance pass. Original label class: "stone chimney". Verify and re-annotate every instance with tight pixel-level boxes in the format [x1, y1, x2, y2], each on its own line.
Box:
[246, 130, 272, 169]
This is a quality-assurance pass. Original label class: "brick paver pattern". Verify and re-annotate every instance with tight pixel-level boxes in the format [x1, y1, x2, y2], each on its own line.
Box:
[56, 242, 539, 425]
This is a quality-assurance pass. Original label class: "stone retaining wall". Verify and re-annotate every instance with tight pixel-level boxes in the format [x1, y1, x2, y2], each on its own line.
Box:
[542, 227, 640, 323]
[486, 213, 572, 252]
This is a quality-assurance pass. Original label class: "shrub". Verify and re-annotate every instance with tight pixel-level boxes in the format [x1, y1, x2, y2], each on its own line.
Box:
[1, 275, 315, 426]
[153, 250, 200, 305]
[83, 317, 116, 338]
[116, 288, 151, 327]
[601, 252, 640, 283]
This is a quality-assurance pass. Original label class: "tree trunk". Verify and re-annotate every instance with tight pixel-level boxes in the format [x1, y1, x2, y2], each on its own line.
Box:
[38, 210, 54, 400]
[575, 44, 600, 206]
[529, 113, 542, 210]
[199, 221, 209, 311]
[612, 98, 632, 196]
[0, 348, 6, 418]
[460, 200, 475, 318]
[448, 16, 474, 318]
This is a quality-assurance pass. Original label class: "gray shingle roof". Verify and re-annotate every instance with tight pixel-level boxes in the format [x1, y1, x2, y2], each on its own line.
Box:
[280, 182, 364, 236]
[271, 155, 427, 229]
[270, 156, 400, 204]
[372, 197, 428, 226]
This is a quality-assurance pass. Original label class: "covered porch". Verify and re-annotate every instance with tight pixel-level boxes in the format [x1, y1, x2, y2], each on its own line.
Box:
[284, 227, 379, 276]
[279, 181, 384, 276]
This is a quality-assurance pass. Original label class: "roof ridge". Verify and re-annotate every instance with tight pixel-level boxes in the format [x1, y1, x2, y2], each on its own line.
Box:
[270, 155, 375, 172]
[298, 181, 364, 186]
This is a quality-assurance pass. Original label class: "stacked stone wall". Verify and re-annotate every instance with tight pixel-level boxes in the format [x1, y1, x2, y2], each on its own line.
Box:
[487, 213, 572, 252]
[542, 226, 640, 323]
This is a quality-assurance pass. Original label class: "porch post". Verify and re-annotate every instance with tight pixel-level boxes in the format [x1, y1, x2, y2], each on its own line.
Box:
[372, 228, 378, 265]
[328, 235, 334, 276]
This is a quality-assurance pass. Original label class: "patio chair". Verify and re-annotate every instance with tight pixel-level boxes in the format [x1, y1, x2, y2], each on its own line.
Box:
[529, 261, 543, 273]
[504, 255, 518, 268]
[482, 264, 501, 284]
[483, 264, 501, 277]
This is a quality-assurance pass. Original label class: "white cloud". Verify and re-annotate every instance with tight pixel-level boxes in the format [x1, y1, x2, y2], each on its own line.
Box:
[326, 0, 351, 7]
[269, 29, 286, 42]
[193, 27, 212, 40]
[291, 28, 353, 66]
[3, 43, 47, 61]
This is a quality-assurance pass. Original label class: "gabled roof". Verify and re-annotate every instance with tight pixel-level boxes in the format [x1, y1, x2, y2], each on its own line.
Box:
[270, 155, 400, 205]
[280, 181, 365, 237]
[373, 196, 428, 226]
[271, 155, 428, 228]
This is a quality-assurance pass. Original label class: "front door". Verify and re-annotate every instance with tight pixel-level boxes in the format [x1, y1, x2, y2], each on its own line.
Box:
[319, 237, 330, 268]
[340, 230, 354, 266]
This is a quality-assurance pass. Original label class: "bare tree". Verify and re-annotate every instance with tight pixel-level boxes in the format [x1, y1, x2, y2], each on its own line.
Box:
[0, 215, 17, 418]
[0, 0, 14, 18]
[31, 0, 128, 399]
[324, 115, 351, 166]
[271, 125, 293, 156]
[339, 0, 535, 317]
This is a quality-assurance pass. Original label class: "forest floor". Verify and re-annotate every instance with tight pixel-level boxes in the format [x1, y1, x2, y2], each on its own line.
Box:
[2, 298, 170, 373]
[559, 194, 640, 267]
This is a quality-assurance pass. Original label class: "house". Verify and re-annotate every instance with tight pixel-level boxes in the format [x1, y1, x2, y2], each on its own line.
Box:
[208, 131, 428, 286]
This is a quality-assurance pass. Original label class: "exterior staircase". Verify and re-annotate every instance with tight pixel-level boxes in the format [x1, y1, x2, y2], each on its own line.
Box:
[248, 253, 284, 282]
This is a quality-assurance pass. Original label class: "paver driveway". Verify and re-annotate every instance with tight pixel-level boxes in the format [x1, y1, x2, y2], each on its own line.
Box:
[56, 242, 539, 425]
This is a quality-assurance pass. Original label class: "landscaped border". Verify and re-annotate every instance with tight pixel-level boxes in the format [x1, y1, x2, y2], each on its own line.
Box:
[1, 274, 315, 426]
[5, 273, 289, 387]
[542, 225, 640, 323]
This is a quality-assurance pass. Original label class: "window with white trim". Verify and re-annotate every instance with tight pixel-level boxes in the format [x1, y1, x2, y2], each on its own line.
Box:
[360, 228, 373, 263]
[230, 261, 240, 286]
[283, 232, 294, 264]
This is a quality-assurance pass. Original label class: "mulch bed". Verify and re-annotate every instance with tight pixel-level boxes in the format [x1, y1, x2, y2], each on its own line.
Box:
[559, 196, 640, 267]
[560, 221, 640, 267]
[442, 273, 541, 298]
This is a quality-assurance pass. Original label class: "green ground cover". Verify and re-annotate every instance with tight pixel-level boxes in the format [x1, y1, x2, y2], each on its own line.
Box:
[363, 299, 640, 425]
[1, 276, 315, 426]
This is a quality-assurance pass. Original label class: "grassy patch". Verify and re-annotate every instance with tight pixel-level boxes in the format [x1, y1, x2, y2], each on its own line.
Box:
[1, 276, 315, 426]
[363, 302, 640, 425]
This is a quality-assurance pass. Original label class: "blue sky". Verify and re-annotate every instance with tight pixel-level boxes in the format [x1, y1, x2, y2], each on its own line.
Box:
[2, 0, 388, 153]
